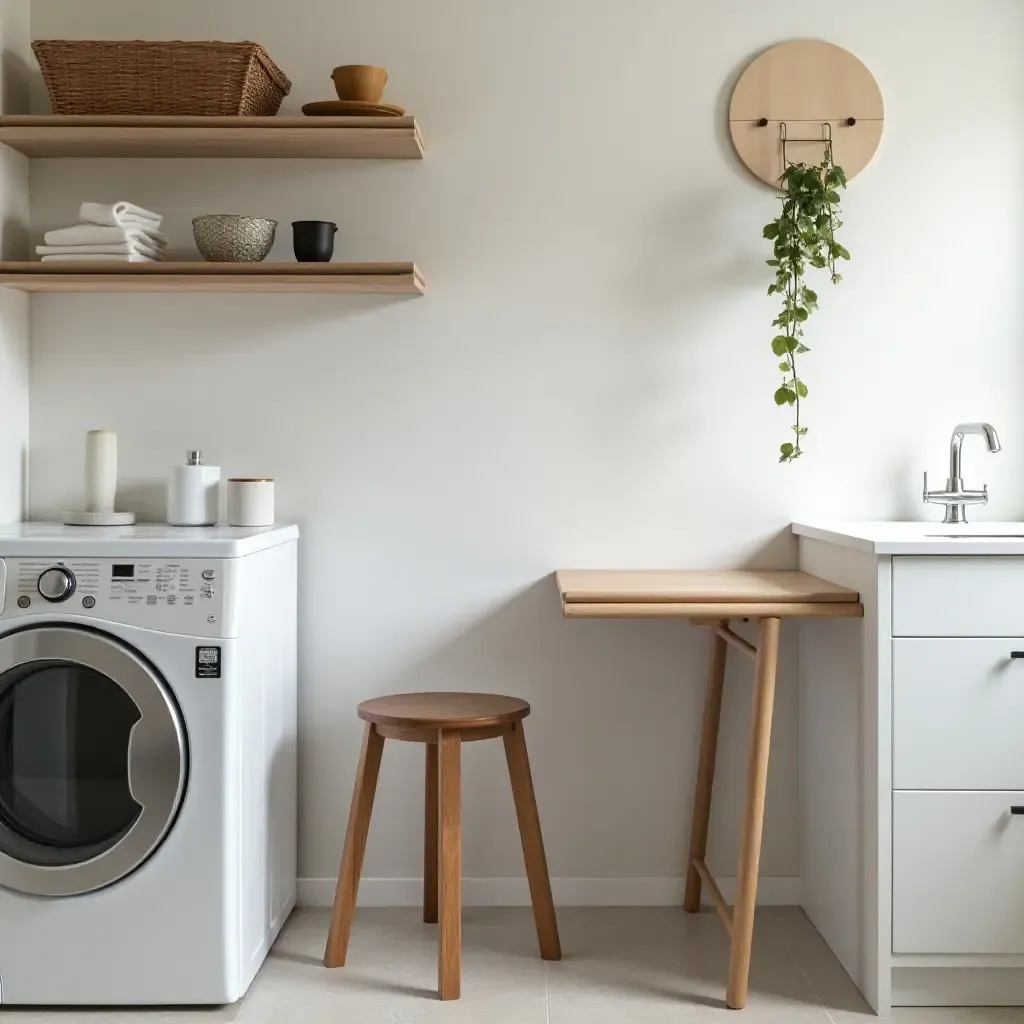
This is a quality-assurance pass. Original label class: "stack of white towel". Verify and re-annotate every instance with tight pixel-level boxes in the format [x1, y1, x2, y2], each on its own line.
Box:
[36, 202, 168, 263]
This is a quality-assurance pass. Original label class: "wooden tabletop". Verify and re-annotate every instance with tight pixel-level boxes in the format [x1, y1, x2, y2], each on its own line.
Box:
[555, 570, 862, 619]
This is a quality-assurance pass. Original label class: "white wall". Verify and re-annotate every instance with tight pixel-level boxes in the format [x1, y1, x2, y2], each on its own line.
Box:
[26, 0, 1024, 900]
[0, 0, 30, 521]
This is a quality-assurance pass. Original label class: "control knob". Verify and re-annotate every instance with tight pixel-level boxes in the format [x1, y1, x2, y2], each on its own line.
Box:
[38, 567, 76, 603]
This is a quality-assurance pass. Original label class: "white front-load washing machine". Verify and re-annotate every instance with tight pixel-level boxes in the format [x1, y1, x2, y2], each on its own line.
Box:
[0, 523, 298, 1005]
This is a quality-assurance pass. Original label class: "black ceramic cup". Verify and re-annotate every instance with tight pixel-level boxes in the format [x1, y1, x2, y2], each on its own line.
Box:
[292, 220, 338, 262]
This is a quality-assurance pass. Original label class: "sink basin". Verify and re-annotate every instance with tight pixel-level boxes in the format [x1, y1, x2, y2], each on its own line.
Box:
[927, 533, 1024, 539]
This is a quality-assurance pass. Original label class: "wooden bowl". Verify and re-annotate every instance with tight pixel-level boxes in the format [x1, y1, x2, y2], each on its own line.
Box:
[331, 64, 387, 103]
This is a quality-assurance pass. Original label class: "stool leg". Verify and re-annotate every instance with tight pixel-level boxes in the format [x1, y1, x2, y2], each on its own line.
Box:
[684, 628, 729, 912]
[424, 742, 439, 923]
[324, 723, 385, 968]
[504, 721, 561, 961]
[727, 617, 781, 1010]
[438, 730, 462, 1000]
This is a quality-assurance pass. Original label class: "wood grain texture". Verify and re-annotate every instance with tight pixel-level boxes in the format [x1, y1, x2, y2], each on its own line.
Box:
[438, 731, 462, 1000]
[727, 616, 782, 1010]
[729, 40, 883, 121]
[728, 40, 883, 186]
[504, 722, 561, 961]
[0, 115, 423, 158]
[424, 742, 438, 924]
[562, 600, 862, 619]
[556, 569, 857, 604]
[324, 724, 385, 968]
[374, 721, 512, 744]
[358, 692, 530, 731]
[0, 261, 425, 295]
[683, 630, 729, 912]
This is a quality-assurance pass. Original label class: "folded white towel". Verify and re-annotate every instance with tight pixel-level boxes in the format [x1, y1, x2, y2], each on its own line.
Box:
[44, 224, 168, 248]
[41, 253, 157, 263]
[37, 240, 164, 260]
[80, 202, 163, 232]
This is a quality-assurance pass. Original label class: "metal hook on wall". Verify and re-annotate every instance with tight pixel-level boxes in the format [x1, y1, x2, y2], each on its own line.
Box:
[779, 121, 834, 169]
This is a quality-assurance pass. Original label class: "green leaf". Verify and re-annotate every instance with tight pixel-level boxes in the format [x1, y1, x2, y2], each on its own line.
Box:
[762, 223, 780, 239]
[837, 245, 851, 260]
[786, 337, 800, 353]
[826, 190, 841, 204]
[771, 336, 790, 356]
[795, 380, 808, 398]
[796, 343, 810, 353]
[802, 288, 817, 303]
[779, 361, 791, 371]
[766, 259, 779, 266]
[774, 386, 796, 406]
[767, 284, 777, 295]
[794, 307, 809, 322]
[780, 442, 795, 459]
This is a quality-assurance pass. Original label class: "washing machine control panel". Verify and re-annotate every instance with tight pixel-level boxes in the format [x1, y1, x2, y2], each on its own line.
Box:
[3, 557, 237, 637]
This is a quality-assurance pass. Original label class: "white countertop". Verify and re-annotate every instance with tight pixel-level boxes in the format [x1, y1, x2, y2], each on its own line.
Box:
[792, 521, 1024, 555]
[0, 522, 299, 558]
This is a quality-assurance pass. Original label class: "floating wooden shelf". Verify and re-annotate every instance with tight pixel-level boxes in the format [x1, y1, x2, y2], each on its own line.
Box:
[0, 115, 424, 159]
[0, 261, 425, 294]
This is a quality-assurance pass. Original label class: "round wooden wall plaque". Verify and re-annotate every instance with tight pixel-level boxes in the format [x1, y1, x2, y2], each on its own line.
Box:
[729, 39, 883, 187]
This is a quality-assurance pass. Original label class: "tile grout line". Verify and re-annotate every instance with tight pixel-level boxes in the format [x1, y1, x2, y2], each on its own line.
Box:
[544, 959, 551, 1024]
[769, 912, 839, 1024]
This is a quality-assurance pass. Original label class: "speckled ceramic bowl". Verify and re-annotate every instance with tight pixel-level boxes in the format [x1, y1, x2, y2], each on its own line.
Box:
[192, 214, 277, 262]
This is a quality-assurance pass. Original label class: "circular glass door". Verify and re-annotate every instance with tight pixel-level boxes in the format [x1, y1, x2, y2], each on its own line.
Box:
[0, 627, 187, 896]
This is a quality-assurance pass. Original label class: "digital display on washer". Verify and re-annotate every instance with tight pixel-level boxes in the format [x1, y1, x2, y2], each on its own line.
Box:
[112, 564, 134, 578]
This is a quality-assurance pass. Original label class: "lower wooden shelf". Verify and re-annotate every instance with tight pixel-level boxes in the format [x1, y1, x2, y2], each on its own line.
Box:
[0, 261, 425, 294]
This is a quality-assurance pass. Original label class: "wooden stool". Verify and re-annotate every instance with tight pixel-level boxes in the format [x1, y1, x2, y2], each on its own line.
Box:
[323, 692, 562, 1000]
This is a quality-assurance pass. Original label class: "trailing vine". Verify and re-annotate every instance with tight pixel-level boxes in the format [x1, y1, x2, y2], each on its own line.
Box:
[763, 154, 850, 462]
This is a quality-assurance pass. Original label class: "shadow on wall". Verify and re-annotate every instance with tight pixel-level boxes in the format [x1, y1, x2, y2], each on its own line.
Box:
[1, 47, 30, 115]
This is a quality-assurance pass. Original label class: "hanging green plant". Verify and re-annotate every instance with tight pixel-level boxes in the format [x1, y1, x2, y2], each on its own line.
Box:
[762, 154, 850, 463]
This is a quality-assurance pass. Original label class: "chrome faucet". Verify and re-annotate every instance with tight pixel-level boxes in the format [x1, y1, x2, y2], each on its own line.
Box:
[923, 422, 1002, 524]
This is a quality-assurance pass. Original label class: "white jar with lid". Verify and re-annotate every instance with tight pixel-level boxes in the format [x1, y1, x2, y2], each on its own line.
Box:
[167, 450, 220, 526]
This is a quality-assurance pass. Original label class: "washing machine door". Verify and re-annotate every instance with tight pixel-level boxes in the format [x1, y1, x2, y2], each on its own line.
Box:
[0, 626, 187, 896]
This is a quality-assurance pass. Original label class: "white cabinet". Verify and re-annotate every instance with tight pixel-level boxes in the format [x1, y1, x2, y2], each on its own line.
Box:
[893, 638, 1024, 789]
[893, 791, 1024, 954]
[893, 556, 1024, 636]
[797, 537, 1024, 1014]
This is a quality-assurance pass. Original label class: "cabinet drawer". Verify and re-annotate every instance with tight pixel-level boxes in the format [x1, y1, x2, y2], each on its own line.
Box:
[893, 638, 1024, 789]
[894, 791, 1024, 953]
[892, 556, 1024, 636]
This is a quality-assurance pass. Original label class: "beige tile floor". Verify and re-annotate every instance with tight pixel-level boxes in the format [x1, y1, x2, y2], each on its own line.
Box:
[2, 907, 1023, 1023]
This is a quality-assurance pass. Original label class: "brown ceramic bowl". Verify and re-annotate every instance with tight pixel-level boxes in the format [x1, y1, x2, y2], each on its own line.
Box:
[331, 64, 387, 103]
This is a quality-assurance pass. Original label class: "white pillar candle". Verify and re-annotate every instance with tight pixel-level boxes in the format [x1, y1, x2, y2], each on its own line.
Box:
[84, 430, 117, 513]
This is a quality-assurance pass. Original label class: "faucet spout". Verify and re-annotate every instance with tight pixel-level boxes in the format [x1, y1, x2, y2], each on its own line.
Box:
[949, 422, 1002, 481]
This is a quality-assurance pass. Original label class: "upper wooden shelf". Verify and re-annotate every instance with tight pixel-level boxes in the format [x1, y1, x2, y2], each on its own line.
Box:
[0, 261, 425, 294]
[0, 115, 424, 159]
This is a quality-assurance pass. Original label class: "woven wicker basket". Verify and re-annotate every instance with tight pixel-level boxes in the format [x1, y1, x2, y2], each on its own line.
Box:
[33, 40, 292, 117]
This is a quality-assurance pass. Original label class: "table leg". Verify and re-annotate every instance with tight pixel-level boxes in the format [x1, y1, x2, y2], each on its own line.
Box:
[684, 627, 729, 912]
[727, 616, 781, 1010]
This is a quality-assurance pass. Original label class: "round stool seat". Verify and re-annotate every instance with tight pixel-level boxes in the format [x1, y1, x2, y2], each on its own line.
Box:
[357, 692, 530, 731]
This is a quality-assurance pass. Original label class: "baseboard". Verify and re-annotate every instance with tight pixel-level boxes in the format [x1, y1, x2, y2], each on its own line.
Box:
[297, 875, 801, 908]
[893, 966, 1024, 1006]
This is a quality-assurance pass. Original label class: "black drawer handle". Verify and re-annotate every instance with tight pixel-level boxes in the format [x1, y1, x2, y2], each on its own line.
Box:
[1011, 806, 1024, 815]
[1012, 652, 1024, 659]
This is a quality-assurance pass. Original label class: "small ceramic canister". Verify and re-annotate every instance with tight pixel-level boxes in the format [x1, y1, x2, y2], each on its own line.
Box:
[226, 478, 275, 527]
